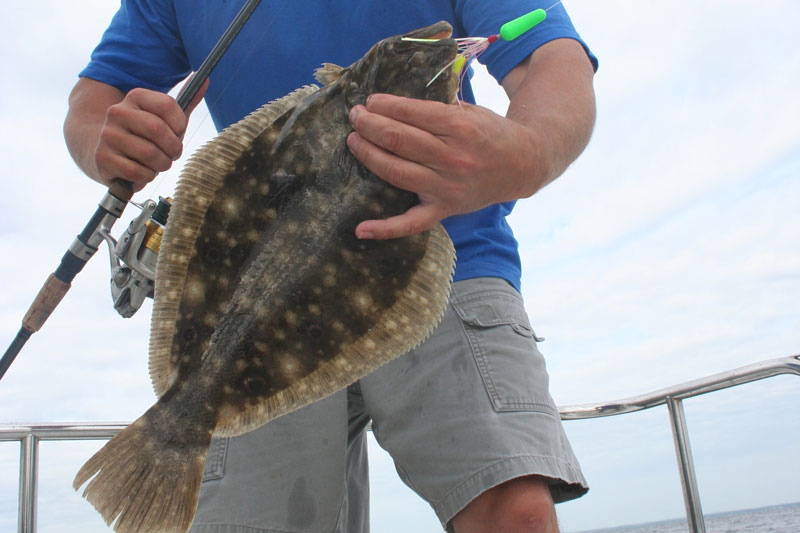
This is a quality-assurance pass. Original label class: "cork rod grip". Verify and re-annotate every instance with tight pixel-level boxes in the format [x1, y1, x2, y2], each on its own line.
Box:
[21, 274, 71, 333]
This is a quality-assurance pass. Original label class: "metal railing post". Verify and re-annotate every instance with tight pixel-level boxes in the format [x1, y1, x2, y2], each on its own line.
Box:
[0, 355, 797, 531]
[18, 434, 38, 533]
[666, 396, 705, 533]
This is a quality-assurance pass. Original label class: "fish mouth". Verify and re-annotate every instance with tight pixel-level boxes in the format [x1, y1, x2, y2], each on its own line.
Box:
[402, 21, 454, 41]
[398, 22, 459, 102]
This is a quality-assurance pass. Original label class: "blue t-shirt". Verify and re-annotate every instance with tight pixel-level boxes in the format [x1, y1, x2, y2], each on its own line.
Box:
[81, 0, 596, 291]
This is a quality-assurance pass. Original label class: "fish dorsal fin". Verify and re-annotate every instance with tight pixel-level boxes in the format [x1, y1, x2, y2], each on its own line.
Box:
[148, 84, 319, 398]
[314, 62, 346, 85]
[213, 223, 456, 437]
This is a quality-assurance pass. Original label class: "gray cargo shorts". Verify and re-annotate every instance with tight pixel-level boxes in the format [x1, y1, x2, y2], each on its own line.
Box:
[191, 277, 588, 532]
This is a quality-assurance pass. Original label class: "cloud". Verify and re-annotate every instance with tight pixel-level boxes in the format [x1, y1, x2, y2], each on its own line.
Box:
[1, 1, 799, 532]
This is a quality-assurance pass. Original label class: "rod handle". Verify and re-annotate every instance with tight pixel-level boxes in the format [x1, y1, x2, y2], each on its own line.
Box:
[21, 274, 71, 333]
[108, 178, 134, 202]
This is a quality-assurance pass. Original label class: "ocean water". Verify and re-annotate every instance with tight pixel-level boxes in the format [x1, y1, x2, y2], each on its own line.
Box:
[575, 501, 800, 533]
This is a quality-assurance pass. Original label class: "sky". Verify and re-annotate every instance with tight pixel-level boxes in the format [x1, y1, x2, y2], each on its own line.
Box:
[0, 1, 798, 532]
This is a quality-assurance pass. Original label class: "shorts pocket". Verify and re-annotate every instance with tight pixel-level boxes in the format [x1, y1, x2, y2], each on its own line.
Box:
[453, 290, 558, 415]
[202, 437, 228, 481]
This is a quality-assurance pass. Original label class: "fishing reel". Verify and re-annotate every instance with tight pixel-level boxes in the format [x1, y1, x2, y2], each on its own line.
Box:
[100, 197, 171, 318]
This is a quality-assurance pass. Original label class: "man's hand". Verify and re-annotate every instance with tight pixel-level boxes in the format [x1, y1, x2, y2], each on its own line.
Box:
[347, 95, 542, 240]
[64, 76, 207, 191]
[347, 38, 596, 240]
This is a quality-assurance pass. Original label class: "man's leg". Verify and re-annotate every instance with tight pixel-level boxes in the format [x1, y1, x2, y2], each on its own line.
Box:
[450, 475, 559, 533]
[190, 388, 370, 532]
[359, 277, 587, 531]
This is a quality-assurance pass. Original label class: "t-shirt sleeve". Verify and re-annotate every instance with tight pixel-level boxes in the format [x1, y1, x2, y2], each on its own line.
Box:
[79, 0, 192, 93]
[455, 0, 598, 84]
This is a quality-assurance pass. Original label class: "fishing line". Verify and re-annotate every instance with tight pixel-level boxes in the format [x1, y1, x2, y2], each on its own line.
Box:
[146, 0, 289, 199]
[422, 4, 564, 100]
[149, 1, 565, 197]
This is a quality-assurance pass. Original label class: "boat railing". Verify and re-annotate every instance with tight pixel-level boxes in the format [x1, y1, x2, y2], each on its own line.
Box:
[2, 353, 798, 533]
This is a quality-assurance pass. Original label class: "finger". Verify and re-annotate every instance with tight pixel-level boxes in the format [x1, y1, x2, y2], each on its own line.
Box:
[349, 103, 445, 165]
[355, 203, 444, 240]
[347, 131, 438, 195]
[98, 118, 175, 175]
[119, 132, 176, 173]
[106, 103, 184, 161]
[126, 87, 188, 139]
[365, 93, 459, 135]
[350, 101, 447, 166]
[95, 148, 159, 190]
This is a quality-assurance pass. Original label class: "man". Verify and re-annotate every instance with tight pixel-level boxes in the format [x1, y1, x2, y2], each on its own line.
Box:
[65, 1, 597, 531]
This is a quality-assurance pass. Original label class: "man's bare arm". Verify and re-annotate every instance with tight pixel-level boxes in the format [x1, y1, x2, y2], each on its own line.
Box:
[64, 77, 206, 191]
[501, 37, 596, 196]
[346, 37, 596, 240]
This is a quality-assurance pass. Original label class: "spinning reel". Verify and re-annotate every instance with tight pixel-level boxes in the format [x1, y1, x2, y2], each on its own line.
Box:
[103, 197, 171, 317]
[0, 0, 265, 381]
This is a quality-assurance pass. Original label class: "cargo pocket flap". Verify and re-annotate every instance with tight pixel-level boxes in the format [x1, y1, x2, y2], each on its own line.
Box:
[454, 300, 535, 338]
[202, 438, 228, 481]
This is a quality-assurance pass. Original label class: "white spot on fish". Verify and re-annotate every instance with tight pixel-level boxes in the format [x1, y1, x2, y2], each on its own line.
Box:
[352, 290, 372, 312]
[280, 356, 303, 379]
[185, 279, 205, 301]
[334, 358, 353, 370]
[223, 197, 240, 216]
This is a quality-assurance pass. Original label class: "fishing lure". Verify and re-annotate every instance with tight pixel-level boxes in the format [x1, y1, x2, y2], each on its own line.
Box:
[404, 6, 552, 98]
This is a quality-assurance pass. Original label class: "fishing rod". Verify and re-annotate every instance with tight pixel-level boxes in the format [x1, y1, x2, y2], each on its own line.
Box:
[0, 0, 265, 382]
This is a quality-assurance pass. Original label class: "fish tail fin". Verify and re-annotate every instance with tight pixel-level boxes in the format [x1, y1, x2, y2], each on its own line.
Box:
[73, 402, 212, 532]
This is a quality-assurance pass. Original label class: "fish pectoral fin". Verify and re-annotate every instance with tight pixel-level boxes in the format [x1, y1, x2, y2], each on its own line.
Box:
[314, 62, 346, 85]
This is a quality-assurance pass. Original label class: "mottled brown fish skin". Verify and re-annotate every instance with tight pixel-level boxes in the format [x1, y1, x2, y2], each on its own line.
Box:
[74, 21, 458, 533]
[170, 21, 458, 420]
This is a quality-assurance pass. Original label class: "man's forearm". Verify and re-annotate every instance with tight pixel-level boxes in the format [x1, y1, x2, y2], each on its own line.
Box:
[501, 38, 597, 198]
[64, 78, 126, 185]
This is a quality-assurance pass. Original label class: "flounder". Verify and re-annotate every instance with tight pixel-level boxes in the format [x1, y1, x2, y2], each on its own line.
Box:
[74, 22, 459, 532]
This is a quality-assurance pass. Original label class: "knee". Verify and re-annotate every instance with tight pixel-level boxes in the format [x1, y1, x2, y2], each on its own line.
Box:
[451, 476, 558, 533]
